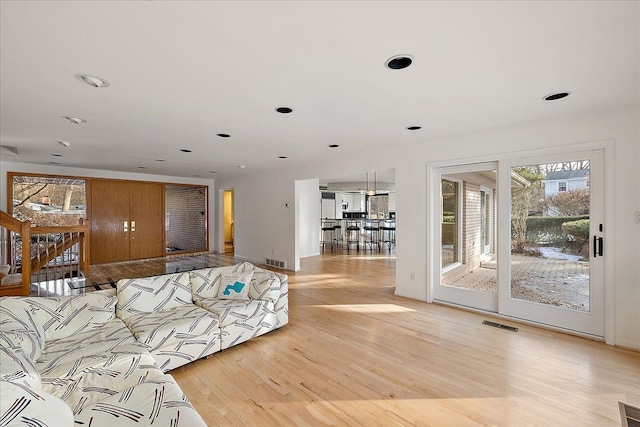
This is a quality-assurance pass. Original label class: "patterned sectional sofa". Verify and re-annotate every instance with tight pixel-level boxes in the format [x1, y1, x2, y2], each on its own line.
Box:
[0, 262, 288, 426]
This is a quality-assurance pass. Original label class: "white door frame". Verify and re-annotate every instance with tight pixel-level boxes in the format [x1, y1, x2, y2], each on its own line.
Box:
[427, 141, 614, 344]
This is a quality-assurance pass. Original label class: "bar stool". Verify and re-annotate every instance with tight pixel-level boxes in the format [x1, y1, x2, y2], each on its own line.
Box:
[380, 219, 396, 251]
[345, 220, 360, 252]
[362, 220, 380, 251]
[333, 221, 343, 249]
[321, 220, 335, 253]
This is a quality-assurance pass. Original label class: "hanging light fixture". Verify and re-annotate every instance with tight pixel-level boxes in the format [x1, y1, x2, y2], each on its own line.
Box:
[366, 171, 375, 196]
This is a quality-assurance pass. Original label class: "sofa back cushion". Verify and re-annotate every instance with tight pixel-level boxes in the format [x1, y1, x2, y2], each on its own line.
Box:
[0, 298, 46, 358]
[26, 292, 117, 342]
[116, 272, 192, 320]
[249, 267, 281, 304]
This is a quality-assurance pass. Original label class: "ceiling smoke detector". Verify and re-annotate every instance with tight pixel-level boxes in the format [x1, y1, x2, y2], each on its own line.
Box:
[75, 74, 110, 88]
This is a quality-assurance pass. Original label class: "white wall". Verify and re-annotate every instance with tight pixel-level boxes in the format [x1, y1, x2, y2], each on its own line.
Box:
[394, 107, 639, 349]
[296, 178, 320, 262]
[217, 171, 296, 271]
[0, 161, 217, 250]
[218, 107, 639, 350]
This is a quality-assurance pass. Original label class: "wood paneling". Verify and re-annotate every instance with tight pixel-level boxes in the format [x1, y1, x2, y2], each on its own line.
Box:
[129, 182, 164, 260]
[91, 180, 130, 264]
[90, 180, 164, 263]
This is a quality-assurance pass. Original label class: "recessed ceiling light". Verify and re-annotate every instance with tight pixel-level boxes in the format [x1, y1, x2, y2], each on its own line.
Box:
[278, 156, 288, 159]
[155, 159, 165, 162]
[49, 161, 60, 165]
[51, 154, 63, 157]
[407, 126, 422, 130]
[386, 55, 413, 70]
[328, 144, 340, 148]
[276, 107, 293, 114]
[543, 92, 571, 101]
[61, 116, 86, 124]
[57, 140, 71, 148]
[209, 171, 218, 174]
[75, 74, 110, 88]
[193, 174, 200, 177]
[180, 149, 192, 153]
[217, 133, 231, 138]
[138, 166, 147, 169]
[237, 165, 247, 169]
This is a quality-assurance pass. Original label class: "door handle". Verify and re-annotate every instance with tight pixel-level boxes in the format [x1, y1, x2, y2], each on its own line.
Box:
[124, 221, 128, 232]
[593, 236, 604, 257]
[131, 220, 136, 232]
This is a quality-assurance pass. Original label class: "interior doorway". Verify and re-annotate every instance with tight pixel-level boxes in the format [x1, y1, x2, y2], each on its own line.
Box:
[223, 190, 234, 255]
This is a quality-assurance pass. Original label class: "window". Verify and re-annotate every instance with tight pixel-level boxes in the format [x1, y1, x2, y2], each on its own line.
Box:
[10, 174, 86, 226]
[558, 181, 567, 192]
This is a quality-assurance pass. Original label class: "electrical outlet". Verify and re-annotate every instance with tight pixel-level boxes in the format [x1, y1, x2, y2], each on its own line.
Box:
[410, 272, 415, 281]
[635, 210, 640, 224]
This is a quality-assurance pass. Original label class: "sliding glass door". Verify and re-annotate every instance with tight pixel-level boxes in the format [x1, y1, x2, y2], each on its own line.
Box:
[431, 150, 604, 337]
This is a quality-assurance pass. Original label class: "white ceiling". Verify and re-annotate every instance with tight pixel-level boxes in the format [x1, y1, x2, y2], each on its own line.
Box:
[1, 1, 638, 181]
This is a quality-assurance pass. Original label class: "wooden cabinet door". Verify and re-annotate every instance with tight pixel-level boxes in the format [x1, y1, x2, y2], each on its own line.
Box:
[129, 182, 164, 260]
[91, 180, 130, 263]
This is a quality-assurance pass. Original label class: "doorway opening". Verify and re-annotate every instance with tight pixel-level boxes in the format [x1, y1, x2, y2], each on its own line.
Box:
[223, 190, 234, 255]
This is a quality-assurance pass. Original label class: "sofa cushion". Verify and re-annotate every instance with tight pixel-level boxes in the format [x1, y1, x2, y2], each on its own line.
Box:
[0, 379, 74, 427]
[195, 298, 273, 327]
[116, 272, 192, 320]
[122, 305, 219, 351]
[73, 374, 206, 426]
[217, 271, 253, 300]
[249, 268, 281, 304]
[2, 292, 117, 343]
[0, 345, 41, 390]
[37, 319, 164, 412]
[0, 297, 46, 358]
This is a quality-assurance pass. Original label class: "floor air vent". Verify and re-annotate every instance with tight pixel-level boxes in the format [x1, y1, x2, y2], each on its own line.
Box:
[482, 320, 518, 332]
[265, 258, 287, 269]
[620, 402, 640, 427]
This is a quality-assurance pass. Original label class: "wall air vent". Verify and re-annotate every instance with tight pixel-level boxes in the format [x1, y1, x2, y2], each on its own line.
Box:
[265, 258, 287, 270]
[620, 401, 640, 427]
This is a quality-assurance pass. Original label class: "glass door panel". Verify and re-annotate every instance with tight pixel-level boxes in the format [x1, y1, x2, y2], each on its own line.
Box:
[498, 150, 604, 336]
[432, 162, 498, 312]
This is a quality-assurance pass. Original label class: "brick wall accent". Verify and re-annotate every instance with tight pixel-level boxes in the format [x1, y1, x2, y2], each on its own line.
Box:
[165, 186, 207, 252]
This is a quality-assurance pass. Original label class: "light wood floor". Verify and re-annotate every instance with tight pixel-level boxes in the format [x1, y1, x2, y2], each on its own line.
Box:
[164, 252, 640, 426]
